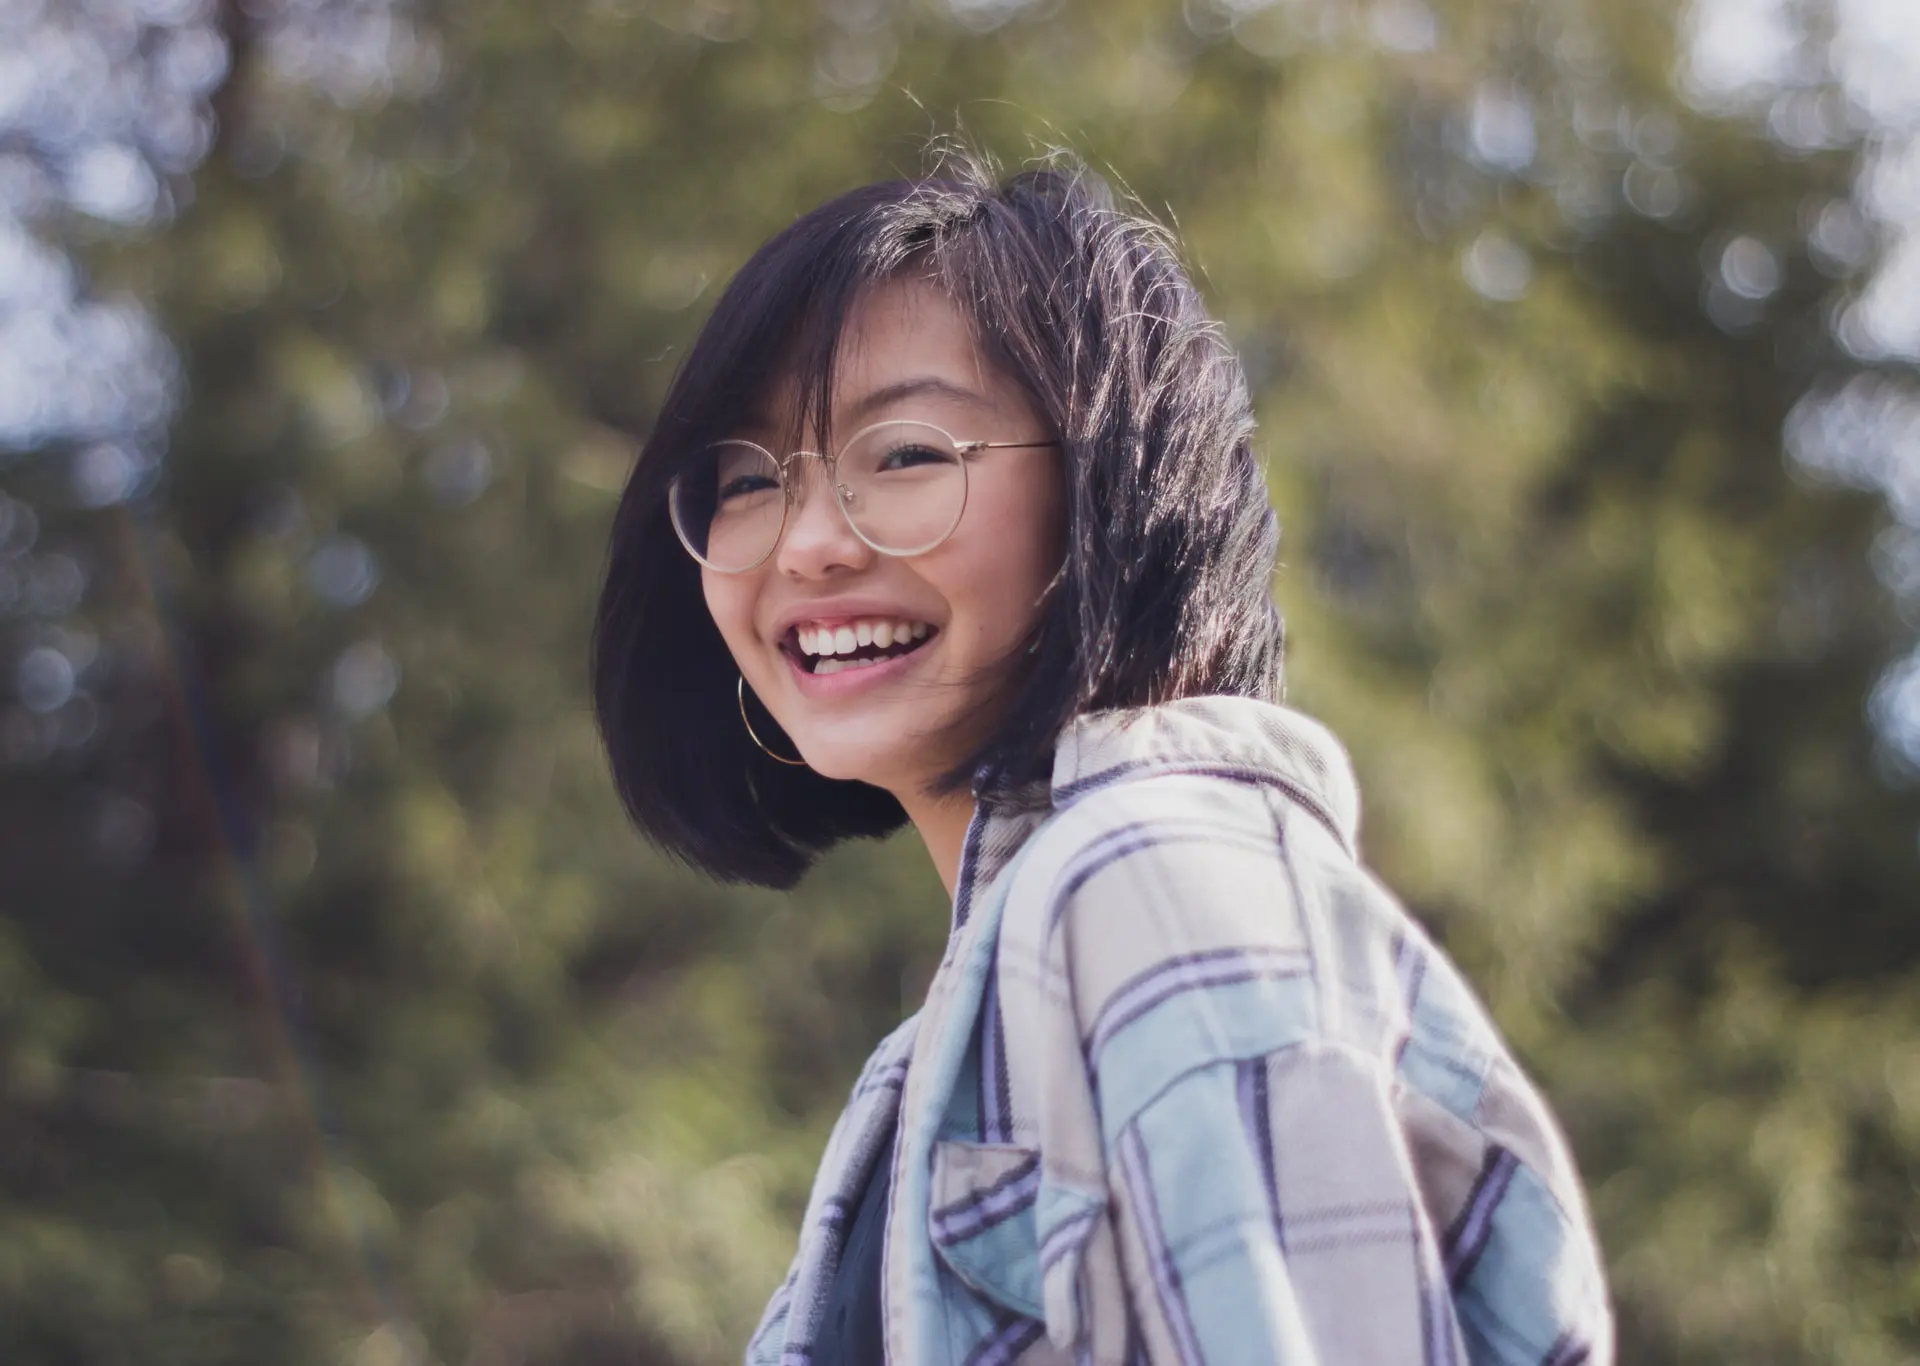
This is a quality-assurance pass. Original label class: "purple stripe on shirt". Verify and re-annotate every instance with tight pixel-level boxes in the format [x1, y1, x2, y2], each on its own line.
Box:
[854, 1053, 910, 1100]
[979, 966, 1009, 1144]
[1541, 1331, 1592, 1366]
[963, 1315, 1044, 1366]
[1087, 946, 1311, 1068]
[1393, 929, 1428, 1008]
[1053, 762, 1350, 855]
[1444, 1145, 1520, 1288]
[1272, 1199, 1419, 1255]
[1117, 1123, 1206, 1365]
[1040, 1203, 1101, 1273]
[1042, 819, 1279, 938]
[990, 994, 1013, 1143]
[1236, 1056, 1280, 1223]
[931, 1154, 1042, 1246]
[1392, 930, 1428, 1065]
[753, 1276, 795, 1342]
[1412, 1204, 1459, 1366]
[951, 809, 988, 933]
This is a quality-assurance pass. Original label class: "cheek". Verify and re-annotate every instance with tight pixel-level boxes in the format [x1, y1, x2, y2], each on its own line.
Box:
[992, 457, 1066, 585]
[1031, 462, 1068, 570]
[700, 572, 759, 666]
[948, 471, 1064, 642]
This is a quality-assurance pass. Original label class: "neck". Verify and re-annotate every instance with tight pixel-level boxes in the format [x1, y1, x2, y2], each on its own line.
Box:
[896, 785, 977, 900]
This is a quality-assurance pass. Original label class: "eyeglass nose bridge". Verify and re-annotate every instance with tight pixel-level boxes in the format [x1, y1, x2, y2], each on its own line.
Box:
[768, 448, 866, 537]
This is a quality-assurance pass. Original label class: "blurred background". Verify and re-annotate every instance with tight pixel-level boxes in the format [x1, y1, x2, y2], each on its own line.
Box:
[2, 0, 1919, 1361]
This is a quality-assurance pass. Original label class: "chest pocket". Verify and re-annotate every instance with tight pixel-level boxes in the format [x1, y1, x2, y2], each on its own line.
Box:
[929, 1139, 1106, 1344]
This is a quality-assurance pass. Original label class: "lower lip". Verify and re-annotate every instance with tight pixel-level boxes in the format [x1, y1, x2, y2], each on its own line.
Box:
[784, 636, 935, 698]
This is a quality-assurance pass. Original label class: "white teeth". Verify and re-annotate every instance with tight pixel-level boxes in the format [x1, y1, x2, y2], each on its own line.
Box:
[816, 656, 886, 676]
[793, 617, 937, 656]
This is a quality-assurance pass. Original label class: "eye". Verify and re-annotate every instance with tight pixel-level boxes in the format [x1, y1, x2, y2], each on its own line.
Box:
[717, 472, 780, 502]
[876, 441, 956, 472]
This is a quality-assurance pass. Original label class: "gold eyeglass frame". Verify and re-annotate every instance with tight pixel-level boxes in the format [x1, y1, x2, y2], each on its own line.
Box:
[669, 418, 1058, 574]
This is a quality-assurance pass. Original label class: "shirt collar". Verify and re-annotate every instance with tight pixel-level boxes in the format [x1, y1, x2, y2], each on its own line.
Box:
[1051, 696, 1359, 854]
[951, 696, 1361, 932]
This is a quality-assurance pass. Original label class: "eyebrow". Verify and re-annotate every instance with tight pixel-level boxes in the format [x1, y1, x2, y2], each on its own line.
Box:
[733, 375, 993, 443]
[844, 376, 993, 425]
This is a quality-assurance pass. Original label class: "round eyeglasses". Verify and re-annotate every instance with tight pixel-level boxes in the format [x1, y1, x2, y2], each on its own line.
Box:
[668, 419, 1057, 574]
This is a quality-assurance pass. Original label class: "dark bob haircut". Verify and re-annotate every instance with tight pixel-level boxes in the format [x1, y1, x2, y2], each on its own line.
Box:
[593, 151, 1285, 888]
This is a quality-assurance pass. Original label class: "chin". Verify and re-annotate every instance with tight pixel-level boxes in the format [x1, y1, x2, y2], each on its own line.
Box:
[794, 743, 896, 787]
[793, 731, 940, 793]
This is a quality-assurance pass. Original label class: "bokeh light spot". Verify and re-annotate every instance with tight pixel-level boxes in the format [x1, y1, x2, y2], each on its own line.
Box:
[0, 493, 39, 556]
[1368, 0, 1435, 53]
[1462, 230, 1533, 301]
[329, 640, 399, 718]
[67, 141, 160, 225]
[1869, 647, 1920, 768]
[16, 643, 74, 712]
[71, 442, 151, 507]
[423, 438, 492, 505]
[1468, 86, 1537, 174]
[306, 534, 381, 608]
[1720, 235, 1783, 300]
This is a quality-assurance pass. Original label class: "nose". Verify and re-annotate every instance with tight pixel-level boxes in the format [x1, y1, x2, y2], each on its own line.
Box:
[772, 454, 872, 579]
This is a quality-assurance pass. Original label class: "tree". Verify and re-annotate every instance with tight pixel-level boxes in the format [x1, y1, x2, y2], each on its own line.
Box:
[1, 0, 1915, 1362]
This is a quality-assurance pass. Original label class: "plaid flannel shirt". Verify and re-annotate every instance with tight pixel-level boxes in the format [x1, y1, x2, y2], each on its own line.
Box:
[746, 696, 1614, 1366]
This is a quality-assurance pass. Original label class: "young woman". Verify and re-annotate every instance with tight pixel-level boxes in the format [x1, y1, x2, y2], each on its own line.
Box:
[594, 156, 1614, 1366]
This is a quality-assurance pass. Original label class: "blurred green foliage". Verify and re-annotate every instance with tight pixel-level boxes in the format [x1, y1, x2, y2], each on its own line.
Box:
[2, 0, 1918, 1363]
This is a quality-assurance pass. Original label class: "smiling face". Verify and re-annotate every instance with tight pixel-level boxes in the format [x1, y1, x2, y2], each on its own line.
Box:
[700, 276, 1065, 799]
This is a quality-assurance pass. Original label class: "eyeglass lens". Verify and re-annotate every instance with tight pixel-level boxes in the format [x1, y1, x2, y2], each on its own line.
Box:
[669, 421, 967, 572]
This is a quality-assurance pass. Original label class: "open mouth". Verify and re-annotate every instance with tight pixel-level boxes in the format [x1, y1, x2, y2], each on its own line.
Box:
[786, 618, 939, 676]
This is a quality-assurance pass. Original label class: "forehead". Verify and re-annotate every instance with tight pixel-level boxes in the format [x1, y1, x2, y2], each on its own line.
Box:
[834, 277, 985, 387]
[746, 276, 1004, 441]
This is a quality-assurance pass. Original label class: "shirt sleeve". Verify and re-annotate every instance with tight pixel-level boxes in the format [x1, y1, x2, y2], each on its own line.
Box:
[1102, 1038, 1459, 1365]
[1029, 790, 1610, 1366]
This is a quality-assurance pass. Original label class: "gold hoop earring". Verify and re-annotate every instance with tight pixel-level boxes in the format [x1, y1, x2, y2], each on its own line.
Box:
[737, 675, 807, 767]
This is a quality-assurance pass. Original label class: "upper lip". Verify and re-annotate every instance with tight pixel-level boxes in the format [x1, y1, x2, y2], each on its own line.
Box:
[769, 597, 939, 644]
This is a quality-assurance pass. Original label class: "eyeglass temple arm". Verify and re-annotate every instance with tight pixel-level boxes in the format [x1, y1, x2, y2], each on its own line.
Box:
[777, 440, 1057, 458]
[955, 439, 1062, 453]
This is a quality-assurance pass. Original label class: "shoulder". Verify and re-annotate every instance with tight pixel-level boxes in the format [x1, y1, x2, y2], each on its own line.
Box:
[986, 697, 1367, 945]
[991, 766, 1391, 1106]
[1004, 765, 1307, 925]
[991, 763, 1569, 1142]
[997, 757, 1390, 993]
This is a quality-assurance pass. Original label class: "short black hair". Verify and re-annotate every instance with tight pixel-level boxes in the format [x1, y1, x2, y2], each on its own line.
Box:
[593, 150, 1285, 888]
